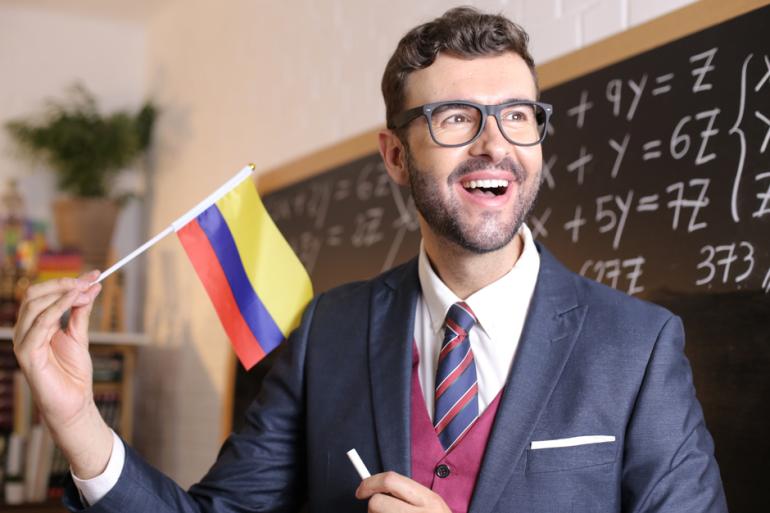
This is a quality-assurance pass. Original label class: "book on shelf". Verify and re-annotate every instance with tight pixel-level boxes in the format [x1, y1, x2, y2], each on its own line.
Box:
[34, 252, 83, 283]
[0, 335, 133, 506]
[95, 391, 123, 440]
[46, 445, 69, 501]
[0, 344, 15, 433]
[0, 425, 57, 505]
[12, 371, 32, 437]
[23, 424, 55, 502]
[3, 432, 25, 504]
[1, 355, 127, 505]
[92, 352, 124, 383]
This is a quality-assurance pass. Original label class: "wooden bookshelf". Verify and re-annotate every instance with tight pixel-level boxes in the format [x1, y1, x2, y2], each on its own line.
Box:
[0, 328, 146, 510]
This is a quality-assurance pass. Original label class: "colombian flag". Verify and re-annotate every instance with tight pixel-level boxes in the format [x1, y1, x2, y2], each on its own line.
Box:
[174, 166, 313, 369]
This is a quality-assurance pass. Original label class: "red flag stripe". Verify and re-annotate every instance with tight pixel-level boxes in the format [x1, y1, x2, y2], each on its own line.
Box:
[178, 219, 265, 368]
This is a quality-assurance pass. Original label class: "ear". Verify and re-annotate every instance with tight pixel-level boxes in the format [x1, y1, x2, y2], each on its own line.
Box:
[378, 129, 409, 186]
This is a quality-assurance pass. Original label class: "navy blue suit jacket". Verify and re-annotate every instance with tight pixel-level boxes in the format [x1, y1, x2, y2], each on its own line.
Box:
[67, 244, 727, 512]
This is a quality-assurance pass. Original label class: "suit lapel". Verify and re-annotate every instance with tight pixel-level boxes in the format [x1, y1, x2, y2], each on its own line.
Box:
[368, 259, 420, 477]
[470, 245, 587, 513]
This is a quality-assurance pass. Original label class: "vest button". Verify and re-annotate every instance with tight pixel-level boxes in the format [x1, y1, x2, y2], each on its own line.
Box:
[435, 464, 451, 478]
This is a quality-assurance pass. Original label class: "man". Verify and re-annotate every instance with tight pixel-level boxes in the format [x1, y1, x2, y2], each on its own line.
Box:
[12, 7, 727, 513]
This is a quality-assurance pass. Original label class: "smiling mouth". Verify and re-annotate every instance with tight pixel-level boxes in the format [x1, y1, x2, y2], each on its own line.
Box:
[461, 179, 510, 196]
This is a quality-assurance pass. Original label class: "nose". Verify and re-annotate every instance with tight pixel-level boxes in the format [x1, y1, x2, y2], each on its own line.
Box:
[468, 114, 512, 165]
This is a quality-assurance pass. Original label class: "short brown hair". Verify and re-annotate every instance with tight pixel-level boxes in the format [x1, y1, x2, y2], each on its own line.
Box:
[382, 6, 537, 130]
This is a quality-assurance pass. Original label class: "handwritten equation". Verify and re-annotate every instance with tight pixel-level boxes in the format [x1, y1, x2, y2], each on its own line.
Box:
[264, 159, 420, 288]
[539, 34, 769, 297]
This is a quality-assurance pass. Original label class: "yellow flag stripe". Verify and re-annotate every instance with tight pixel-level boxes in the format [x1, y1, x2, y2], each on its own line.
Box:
[216, 178, 313, 336]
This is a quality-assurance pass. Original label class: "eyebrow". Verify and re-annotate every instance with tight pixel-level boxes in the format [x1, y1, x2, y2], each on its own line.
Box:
[486, 98, 537, 105]
[497, 97, 537, 104]
[440, 97, 536, 105]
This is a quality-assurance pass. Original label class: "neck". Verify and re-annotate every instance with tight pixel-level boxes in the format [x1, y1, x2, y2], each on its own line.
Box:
[423, 231, 524, 299]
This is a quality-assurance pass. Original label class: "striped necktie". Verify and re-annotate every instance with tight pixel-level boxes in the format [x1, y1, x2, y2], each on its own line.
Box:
[433, 301, 479, 451]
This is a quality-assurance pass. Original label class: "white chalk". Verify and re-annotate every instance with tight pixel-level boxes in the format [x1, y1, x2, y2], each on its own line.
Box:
[346, 448, 371, 480]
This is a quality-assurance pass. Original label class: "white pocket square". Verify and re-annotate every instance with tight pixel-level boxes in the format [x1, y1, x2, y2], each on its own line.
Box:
[530, 435, 615, 450]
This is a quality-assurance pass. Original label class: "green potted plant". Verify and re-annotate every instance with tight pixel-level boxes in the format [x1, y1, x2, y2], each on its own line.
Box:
[5, 84, 156, 268]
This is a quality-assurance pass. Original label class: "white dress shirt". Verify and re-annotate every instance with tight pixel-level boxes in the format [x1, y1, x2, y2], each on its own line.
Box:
[74, 224, 540, 502]
[71, 430, 125, 505]
[414, 224, 540, 419]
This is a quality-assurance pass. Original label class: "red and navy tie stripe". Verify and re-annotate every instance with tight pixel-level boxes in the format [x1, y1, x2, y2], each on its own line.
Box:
[434, 301, 479, 451]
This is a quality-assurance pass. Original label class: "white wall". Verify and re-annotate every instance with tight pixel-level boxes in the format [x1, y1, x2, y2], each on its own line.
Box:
[0, 4, 147, 330]
[139, 0, 697, 487]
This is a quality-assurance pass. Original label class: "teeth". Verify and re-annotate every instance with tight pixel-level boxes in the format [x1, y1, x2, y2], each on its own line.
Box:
[463, 179, 510, 189]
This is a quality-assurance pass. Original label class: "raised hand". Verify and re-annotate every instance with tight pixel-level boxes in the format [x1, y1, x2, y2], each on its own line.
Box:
[12, 270, 114, 478]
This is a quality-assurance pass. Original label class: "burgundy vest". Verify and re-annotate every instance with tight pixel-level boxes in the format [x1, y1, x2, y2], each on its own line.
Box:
[410, 346, 502, 513]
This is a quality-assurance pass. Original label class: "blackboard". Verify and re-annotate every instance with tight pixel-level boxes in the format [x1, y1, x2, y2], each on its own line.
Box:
[231, 2, 770, 510]
[527, 7, 769, 511]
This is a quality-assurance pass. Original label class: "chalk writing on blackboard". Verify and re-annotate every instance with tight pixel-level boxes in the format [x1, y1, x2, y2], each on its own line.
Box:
[537, 30, 769, 298]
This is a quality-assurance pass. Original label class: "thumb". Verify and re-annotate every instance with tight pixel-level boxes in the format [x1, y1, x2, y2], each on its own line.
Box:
[69, 283, 102, 343]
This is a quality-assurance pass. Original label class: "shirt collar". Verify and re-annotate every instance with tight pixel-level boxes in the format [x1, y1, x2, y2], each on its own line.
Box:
[417, 224, 541, 339]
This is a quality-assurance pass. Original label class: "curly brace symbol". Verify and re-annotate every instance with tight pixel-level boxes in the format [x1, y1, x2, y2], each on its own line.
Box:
[728, 54, 752, 223]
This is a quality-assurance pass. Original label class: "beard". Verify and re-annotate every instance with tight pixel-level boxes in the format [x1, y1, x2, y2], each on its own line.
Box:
[405, 149, 541, 254]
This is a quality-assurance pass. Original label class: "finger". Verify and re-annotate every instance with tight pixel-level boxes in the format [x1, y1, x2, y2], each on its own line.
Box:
[22, 270, 100, 307]
[15, 270, 100, 344]
[366, 492, 419, 513]
[72, 280, 102, 308]
[357, 472, 424, 506]
[22, 275, 92, 304]
[71, 270, 101, 309]
[17, 270, 99, 321]
[16, 289, 79, 355]
[14, 289, 78, 345]
[81, 269, 101, 279]
[80, 269, 101, 284]
[69, 283, 101, 342]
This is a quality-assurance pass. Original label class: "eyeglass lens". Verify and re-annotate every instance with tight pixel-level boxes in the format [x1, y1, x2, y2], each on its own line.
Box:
[429, 102, 546, 146]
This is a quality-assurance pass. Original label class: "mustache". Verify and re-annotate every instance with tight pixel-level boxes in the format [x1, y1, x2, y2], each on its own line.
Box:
[448, 157, 526, 184]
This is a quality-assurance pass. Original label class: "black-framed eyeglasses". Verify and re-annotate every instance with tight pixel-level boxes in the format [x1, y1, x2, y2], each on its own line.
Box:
[389, 99, 553, 148]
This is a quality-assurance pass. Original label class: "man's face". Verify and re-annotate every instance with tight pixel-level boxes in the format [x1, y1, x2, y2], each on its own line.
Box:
[400, 52, 543, 254]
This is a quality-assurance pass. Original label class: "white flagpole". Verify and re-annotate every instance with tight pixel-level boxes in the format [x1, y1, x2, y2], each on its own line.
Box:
[91, 164, 255, 285]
